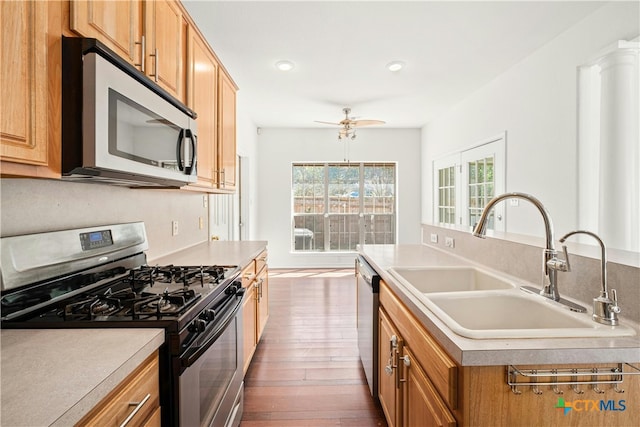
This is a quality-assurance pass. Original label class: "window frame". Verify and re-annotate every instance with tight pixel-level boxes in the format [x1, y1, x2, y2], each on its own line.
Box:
[291, 162, 397, 253]
[433, 133, 506, 231]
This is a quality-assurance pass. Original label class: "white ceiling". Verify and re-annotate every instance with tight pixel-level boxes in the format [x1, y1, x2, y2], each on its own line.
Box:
[182, 1, 605, 129]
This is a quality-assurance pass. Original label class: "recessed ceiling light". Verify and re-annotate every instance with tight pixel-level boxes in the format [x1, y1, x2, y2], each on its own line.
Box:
[386, 61, 405, 72]
[275, 60, 295, 71]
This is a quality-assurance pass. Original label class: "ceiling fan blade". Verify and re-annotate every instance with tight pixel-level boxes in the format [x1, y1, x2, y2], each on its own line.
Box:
[314, 120, 341, 126]
[351, 119, 386, 127]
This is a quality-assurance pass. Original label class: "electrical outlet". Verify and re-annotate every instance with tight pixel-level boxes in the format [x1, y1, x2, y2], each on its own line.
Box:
[172, 220, 179, 236]
[198, 217, 204, 230]
[510, 198, 519, 207]
[445, 237, 455, 248]
[430, 233, 438, 243]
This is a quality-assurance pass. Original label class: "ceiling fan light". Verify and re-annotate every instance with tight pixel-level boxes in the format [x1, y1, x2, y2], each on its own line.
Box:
[275, 60, 295, 71]
[386, 61, 405, 72]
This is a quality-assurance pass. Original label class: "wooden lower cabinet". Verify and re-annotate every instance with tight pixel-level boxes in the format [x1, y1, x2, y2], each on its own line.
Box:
[242, 250, 269, 375]
[379, 306, 455, 427]
[256, 263, 269, 338]
[242, 273, 258, 374]
[378, 307, 403, 427]
[76, 352, 160, 427]
[403, 346, 456, 427]
[379, 279, 640, 427]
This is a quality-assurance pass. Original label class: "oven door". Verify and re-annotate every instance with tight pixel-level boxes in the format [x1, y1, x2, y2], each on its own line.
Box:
[178, 293, 244, 427]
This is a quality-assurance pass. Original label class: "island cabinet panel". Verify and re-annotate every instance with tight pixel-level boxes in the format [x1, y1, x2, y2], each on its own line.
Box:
[1, 0, 61, 178]
[76, 352, 161, 427]
[459, 364, 640, 427]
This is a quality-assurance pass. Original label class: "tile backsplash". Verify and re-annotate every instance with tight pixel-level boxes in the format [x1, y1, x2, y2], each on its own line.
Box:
[422, 224, 640, 325]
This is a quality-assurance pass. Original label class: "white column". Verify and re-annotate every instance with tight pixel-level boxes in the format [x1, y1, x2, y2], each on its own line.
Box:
[597, 46, 639, 252]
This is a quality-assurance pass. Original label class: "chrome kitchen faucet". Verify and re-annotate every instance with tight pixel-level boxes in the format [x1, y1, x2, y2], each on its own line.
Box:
[472, 192, 586, 312]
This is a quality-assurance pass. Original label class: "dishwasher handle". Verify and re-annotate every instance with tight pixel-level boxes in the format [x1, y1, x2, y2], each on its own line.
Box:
[356, 256, 380, 292]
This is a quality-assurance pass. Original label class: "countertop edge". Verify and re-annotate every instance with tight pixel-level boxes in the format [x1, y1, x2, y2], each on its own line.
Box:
[51, 329, 165, 427]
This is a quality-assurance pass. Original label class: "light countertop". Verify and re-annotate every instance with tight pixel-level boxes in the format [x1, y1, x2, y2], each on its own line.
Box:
[0, 328, 164, 427]
[150, 240, 268, 269]
[360, 244, 640, 366]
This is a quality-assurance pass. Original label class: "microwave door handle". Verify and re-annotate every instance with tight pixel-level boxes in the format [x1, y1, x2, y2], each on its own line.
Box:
[185, 129, 196, 175]
[176, 128, 185, 171]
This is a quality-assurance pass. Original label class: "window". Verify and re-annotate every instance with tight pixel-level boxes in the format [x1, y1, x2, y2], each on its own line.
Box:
[292, 163, 396, 252]
[433, 134, 505, 231]
[436, 164, 456, 225]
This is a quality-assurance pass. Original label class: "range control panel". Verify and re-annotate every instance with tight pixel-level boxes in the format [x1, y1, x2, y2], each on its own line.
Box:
[80, 230, 114, 250]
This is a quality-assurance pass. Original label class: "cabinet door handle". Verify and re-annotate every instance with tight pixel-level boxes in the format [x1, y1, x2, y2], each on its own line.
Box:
[119, 393, 151, 427]
[397, 354, 410, 388]
[134, 36, 145, 72]
[385, 334, 399, 377]
[149, 48, 159, 82]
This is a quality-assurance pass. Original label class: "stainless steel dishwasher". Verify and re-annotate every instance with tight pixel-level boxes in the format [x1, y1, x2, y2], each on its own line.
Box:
[356, 255, 380, 399]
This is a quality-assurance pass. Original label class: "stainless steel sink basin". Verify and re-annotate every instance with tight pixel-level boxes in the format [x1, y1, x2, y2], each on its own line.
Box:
[423, 291, 637, 339]
[388, 266, 515, 293]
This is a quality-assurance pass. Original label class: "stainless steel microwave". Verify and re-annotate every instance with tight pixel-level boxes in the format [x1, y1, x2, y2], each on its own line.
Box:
[62, 37, 197, 187]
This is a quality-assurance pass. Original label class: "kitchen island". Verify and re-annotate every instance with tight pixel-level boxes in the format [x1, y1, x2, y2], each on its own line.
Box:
[360, 244, 640, 365]
[0, 328, 164, 426]
[360, 243, 640, 427]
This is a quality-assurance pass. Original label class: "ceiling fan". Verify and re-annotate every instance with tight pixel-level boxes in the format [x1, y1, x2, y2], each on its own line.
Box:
[315, 107, 385, 140]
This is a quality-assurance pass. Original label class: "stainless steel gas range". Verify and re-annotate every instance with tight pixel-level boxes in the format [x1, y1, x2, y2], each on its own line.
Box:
[0, 222, 244, 427]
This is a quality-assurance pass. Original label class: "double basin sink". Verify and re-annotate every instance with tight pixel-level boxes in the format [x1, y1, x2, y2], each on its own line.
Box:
[387, 266, 636, 339]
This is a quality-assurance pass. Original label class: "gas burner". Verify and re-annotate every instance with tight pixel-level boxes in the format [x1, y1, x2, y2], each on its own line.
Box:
[62, 295, 121, 321]
[122, 265, 226, 290]
[146, 298, 181, 314]
[136, 288, 199, 316]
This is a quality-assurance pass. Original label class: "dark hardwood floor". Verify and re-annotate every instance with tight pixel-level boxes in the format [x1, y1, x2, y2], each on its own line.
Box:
[241, 269, 388, 427]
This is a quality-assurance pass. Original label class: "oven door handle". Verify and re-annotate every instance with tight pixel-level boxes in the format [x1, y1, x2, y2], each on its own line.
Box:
[180, 292, 244, 368]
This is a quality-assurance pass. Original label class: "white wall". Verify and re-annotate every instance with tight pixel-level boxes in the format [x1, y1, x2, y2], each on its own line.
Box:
[235, 92, 260, 241]
[421, 1, 639, 241]
[255, 127, 421, 268]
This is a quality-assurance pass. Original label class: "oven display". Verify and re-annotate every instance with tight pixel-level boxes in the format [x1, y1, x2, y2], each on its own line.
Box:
[80, 230, 114, 250]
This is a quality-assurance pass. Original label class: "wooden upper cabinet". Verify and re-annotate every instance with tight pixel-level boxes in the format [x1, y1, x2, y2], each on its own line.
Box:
[70, 0, 186, 102]
[218, 69, 237, 190]
[1, 0, 60, 178]
[187, 25, 218, 188]
[145, 0, 187, 102]
[70, 0, 143, 69]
